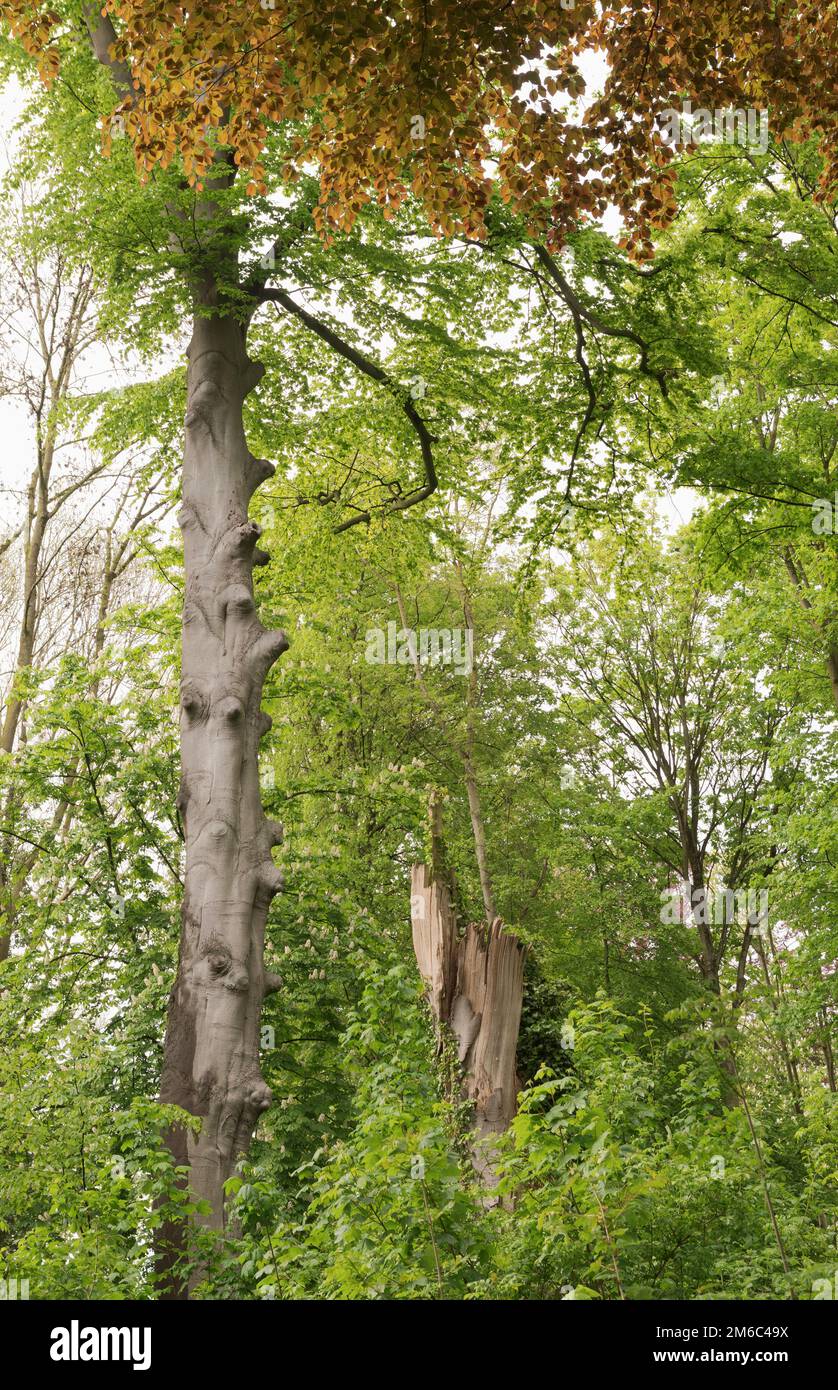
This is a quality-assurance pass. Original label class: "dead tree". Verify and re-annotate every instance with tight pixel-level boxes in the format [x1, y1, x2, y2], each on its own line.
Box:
[410, 796, 524, 1188]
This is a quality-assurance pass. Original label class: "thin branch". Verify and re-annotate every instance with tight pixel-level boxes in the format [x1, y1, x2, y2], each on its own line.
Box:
[251, 284, 437, 529]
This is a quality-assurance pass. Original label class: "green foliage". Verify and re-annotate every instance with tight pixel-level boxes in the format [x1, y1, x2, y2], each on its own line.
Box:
[223, 963, 488, 1301]
[0, 66, 837, 1305]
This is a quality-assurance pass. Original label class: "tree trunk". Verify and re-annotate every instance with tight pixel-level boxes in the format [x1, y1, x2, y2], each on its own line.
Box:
[827, 647, 838, 713]
[0, 430, 57, 963]
[0, 261, 95, 962]
[820, 1009, 837, 1093]
[156, 296, 287, 1294]
[410, 804, 524, 1190]
[754, 932, 804, 1110]
[457, 568, 496, 926]
[686, 877, 741, 1106]
[781, 547, 838, 712]
[462, 755, 496, 927]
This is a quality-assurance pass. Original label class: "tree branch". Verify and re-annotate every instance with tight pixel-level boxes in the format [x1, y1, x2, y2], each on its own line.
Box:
[251, 284, 437, 529]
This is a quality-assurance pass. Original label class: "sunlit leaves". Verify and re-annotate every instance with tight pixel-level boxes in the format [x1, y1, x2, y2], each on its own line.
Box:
[6, 1, 838, 254]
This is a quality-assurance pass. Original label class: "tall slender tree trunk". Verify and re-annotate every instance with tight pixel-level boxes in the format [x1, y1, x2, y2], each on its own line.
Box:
[820, 1008, 837, 1093]
[781, 547, 838, 712]
[0, 460, 45, 754]
[393, 575, 496, 925]
[156, 288, 287, 1295]
[827, 647, 838, 713]
[0, 261, 95, 963]
[0, 422, 57, 963]
[462, 750, 495, 927]
[753, 933, 803, 1109]
[686, 875, 741, 1107]
[456, 567, 496, 926]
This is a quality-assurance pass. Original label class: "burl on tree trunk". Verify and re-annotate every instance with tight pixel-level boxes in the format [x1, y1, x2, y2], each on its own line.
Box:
[410, 859, 525, 1188]
[157, 302, 287, 1294]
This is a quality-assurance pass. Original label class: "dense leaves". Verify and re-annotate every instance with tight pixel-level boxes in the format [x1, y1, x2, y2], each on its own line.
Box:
[5, 1, 838, 250]
[0, 2, 836, 1305]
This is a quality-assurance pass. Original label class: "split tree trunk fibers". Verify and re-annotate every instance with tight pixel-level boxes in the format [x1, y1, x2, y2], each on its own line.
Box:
[410, 856, 525, 1188]
[156, 297, 287, 1295]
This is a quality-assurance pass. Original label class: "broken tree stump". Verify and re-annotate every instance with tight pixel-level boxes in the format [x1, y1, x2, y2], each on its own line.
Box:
[410, 860, 525, 1188]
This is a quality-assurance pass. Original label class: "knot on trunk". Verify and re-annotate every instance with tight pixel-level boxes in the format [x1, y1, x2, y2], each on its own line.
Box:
[249, 455, 275, 486]
[181, 678, 210, 722]
[220, 583, 255, 618]
[243, 360, 265, 394]
[224, 520, 262, 557]
[247, 629, 289, 683]
[185, 377, 224, 440]
[203, 946, 249, 993]
[256, 863, 284, 902]
[216, 694, 245, 724]
[248, 1081, 272, 1113]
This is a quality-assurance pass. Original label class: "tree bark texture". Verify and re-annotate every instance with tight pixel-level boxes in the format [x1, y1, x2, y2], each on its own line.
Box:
[157, 302, 286, 1292]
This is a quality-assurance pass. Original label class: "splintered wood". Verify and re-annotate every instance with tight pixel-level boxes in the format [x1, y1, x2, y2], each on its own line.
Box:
[410, 862, 524, 1187]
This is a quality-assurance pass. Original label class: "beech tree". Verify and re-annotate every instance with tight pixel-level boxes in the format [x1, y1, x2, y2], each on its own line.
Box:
[4, 0, 838, 1295]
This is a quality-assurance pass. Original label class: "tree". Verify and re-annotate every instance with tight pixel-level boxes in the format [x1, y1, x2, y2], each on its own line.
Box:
[545, 528, 798, 1009]
[634, 140, 838, 714]
[4, 0, 837, 1294]
[0, 191, 173, 963]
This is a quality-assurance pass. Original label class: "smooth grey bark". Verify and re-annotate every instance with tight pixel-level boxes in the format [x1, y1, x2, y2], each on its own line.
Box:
[77, 1, 289, 1298]
[157, 296, 287, 1294]
[828, 648, 838, 713]
[820, 1008, 837, 1093]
